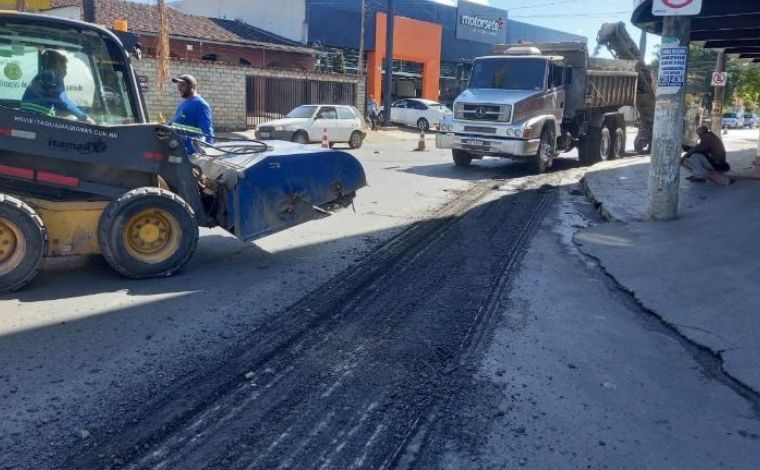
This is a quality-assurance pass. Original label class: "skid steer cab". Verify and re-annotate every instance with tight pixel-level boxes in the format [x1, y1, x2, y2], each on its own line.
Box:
[0, 13, 366, 294]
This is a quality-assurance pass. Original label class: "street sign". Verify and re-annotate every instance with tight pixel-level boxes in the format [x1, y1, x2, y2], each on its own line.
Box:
[652, 0, 702, 16]
[711, 71, 727, 87]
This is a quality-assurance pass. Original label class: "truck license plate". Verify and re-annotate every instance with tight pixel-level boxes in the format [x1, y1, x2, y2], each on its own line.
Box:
[463, 139, 487, 147]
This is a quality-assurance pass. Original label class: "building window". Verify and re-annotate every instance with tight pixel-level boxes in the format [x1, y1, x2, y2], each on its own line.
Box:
[239, 58, 252, 66]
[201, 54, 218, 62]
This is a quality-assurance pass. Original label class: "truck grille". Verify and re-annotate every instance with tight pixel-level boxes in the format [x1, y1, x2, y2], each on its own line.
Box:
[455, 103, 511, 123]
[463, 126, 497, 134]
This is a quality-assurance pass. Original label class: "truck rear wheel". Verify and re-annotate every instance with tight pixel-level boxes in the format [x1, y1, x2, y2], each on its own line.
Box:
[453, 149, 473, 167]
[98, 188, 198, 279]
[578, 128, 602, 166]
[0, 194, 47, 294]
[611, 127, 626, 159]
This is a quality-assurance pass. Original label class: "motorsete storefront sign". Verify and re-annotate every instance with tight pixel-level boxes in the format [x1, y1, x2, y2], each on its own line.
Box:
[652, 0, 702, 16]
[456, 0, 507, 45]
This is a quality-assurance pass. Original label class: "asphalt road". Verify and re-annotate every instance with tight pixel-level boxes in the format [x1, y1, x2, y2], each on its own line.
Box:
[0, 137, 517, 469]
[3, 135, 759, 469]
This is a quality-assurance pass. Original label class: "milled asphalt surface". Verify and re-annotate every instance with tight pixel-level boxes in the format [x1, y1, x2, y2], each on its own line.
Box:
[2, 132, 760, 469]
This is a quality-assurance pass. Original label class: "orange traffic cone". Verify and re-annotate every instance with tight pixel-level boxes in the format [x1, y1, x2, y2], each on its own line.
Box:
[321, 128, 329, 148]
[414, 128, 426, 151]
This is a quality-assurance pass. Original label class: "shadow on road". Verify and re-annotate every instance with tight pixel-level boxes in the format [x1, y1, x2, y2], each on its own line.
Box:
[400, 156, 584, 181]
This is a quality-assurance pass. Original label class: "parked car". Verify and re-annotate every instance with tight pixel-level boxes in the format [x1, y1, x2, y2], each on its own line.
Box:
[722, 112, 741, 129]
[743, 113, 759, 128]
[389, 98, 452, 132]
[255, 105, 366, 149]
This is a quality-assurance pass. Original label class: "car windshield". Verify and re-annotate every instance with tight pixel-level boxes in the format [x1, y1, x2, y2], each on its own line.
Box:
[287, 105, 318, 118]
[469, 58, 547, 91]
[0, 18, 140, 125]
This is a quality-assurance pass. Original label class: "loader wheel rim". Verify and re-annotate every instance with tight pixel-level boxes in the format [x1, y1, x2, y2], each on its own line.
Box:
[0, 217, 26, 277]
[123, 209, 181, 264]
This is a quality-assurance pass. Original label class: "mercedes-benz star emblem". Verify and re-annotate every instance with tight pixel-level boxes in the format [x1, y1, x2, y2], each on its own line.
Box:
[475, 107, 487, 118]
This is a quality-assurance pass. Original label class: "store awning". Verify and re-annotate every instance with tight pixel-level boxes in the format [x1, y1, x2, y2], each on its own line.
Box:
[631, 0, 760, 62]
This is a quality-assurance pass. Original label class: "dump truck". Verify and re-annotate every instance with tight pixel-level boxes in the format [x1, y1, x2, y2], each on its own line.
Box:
[436, 41, 640, 172]
[0, 12, 366, 293]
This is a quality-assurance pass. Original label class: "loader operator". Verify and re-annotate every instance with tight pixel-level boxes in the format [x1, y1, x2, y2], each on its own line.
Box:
[170, 74, 215, 155]
[21, 49, 93, 123]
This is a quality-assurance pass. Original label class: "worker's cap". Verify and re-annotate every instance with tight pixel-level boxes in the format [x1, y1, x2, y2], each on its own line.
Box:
[172, 74, 197, 87]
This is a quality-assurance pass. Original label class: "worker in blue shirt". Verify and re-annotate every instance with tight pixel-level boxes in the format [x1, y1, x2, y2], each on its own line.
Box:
[22, 49, 93, 123]
[171, 74, 215, 155]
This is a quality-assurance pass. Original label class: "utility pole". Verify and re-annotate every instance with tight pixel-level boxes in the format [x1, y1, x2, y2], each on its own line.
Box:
[357, 0, 366, 77]
[639, 30, 647, 58]
[710, 51, 726, 137]
[646, 16, 691, 221]
[383, 0, 395, 126]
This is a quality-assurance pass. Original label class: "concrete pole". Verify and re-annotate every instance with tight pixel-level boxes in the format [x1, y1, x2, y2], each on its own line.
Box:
[383, 0, 395, 126]
[357, 0, 366, 77]
[710, 52, 726, 137]
[646, 16, 691, 221]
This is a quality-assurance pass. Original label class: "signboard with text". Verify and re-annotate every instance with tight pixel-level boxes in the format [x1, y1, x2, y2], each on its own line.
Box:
[456, 0, 508, 45]
[652, 0, 702, 16]
[657, 46, 688, 94]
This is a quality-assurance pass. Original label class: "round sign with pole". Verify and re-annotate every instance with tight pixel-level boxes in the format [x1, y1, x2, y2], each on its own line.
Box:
[653, 0, 702, 16]
[711, 72, 727, 87]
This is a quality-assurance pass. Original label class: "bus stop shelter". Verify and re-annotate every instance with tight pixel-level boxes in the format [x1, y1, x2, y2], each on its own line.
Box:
[632, 1, 760, 60]
[631, 0, 760, 219]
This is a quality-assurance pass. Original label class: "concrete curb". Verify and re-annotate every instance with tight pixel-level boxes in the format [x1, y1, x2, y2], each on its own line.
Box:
[580, 175, 624, 223]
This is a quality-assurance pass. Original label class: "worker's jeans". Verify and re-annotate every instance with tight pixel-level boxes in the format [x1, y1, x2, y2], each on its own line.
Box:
[688, 152, 714, 177]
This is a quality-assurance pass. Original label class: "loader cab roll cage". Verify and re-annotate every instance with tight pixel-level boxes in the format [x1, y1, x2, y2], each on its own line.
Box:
[0, 13, 147, 124]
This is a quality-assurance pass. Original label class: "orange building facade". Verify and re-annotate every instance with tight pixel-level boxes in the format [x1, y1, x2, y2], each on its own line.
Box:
[366, 13, 443, 102]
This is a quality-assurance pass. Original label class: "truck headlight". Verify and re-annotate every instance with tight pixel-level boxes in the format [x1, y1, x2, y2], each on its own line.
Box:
[439, 114, 454, 132]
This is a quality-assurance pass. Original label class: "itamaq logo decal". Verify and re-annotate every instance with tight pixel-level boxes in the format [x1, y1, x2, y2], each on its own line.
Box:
[461, 15, 505, 33]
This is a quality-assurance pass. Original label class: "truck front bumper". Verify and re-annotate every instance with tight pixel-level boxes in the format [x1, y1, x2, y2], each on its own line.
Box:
[436, 133, 540, 157]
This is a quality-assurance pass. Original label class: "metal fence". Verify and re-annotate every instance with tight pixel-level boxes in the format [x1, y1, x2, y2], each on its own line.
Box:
[245, 76, 358, 127]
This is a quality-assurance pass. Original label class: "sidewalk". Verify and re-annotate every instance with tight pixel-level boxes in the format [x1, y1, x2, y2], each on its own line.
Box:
[576, 129, 760, 394]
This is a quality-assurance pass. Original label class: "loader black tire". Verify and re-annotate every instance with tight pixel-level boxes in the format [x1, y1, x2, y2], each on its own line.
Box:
[0, 193, 47, 294]
[98, 188, 198, 279]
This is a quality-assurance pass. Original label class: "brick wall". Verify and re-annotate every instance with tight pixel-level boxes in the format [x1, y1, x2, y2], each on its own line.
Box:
[134, 58, 364, 132]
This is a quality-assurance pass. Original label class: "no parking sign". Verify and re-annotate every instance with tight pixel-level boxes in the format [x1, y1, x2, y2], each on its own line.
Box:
[711, 72, 727, 87]
[652, 0, 702, 16]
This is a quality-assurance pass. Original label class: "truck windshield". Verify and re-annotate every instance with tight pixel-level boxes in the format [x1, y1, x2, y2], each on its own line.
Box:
[0, 18, 139, 125]
[469, 58, 547, 91]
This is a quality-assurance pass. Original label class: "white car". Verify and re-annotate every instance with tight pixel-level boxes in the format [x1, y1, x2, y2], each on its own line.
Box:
[389, 98, 453, 132]
[255, 105, 366, 149]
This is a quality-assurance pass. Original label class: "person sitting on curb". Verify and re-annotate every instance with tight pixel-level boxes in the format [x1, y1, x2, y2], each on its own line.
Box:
[681, 126, 730, 182]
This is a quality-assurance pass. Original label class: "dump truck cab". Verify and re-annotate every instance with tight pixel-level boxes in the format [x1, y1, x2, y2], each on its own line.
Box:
[0, 12, 366, 293]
